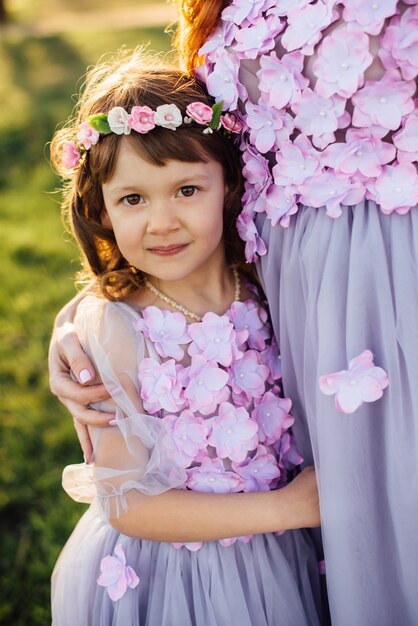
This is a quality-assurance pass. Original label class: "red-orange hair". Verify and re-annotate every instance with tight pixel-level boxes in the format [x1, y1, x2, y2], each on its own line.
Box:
[173, 0, 226, 71]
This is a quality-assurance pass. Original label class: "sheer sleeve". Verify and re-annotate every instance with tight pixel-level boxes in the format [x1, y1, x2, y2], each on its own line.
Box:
[62, 296, 187, 519]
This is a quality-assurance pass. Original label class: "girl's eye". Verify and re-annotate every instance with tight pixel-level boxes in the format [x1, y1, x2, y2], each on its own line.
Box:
[122, 194, 142, 206]
[179, 186, 198, 198]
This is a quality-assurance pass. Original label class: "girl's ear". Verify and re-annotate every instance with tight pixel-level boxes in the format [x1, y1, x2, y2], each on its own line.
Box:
[100, 206, 112, 229]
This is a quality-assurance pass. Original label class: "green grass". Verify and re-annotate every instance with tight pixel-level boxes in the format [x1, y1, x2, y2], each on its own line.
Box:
[0, 18, 173, 625]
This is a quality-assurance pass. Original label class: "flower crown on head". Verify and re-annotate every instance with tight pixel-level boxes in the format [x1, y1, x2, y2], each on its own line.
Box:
[62, 101, 244, 170]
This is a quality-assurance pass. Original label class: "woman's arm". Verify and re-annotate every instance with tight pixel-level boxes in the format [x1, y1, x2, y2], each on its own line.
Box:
[49, 287, 113, 462]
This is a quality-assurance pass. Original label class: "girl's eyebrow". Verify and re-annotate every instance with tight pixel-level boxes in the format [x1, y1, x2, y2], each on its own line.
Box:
[107, 174, 211, 195]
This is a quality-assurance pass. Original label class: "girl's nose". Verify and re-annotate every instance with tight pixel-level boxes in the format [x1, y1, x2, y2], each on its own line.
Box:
[146, 204, 181, 235]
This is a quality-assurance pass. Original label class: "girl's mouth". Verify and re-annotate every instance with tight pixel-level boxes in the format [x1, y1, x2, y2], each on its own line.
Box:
[148, 244, 189, 256]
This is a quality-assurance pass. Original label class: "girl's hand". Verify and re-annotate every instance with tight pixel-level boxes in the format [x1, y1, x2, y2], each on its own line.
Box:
[48, 293, 113, 463]
[284, 466, 320, 528]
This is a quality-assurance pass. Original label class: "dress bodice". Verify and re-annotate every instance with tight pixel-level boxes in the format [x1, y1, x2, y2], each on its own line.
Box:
[134, 298, 300, 549]
[197, 0, 418, 256]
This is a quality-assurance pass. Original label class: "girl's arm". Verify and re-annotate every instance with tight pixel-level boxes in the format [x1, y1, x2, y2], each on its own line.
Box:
[109, 466, 319, 541]
[65, 296, 320, 543]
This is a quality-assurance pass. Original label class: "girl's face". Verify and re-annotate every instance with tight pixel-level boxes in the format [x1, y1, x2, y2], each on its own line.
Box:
[101, 139, 227, 285]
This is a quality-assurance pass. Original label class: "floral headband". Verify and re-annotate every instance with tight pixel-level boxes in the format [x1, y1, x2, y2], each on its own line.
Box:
[62, 101, 244, 170]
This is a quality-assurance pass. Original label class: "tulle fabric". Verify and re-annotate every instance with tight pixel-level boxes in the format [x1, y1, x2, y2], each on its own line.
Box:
[52, 501, 323, 626]
[257, 200, 418, 626]
[63, 297, 187, 518]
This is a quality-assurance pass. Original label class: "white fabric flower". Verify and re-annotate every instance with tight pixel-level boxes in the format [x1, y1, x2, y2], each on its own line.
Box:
[107, 107, 131, 135]
[154, 104, 183, 130]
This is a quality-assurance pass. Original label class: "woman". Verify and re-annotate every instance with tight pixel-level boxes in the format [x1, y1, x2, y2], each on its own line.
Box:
[50, 2, 418, 624]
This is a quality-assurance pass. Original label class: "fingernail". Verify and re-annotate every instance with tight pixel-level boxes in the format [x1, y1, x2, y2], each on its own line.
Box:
[80, 369, 92, 384]
[83, 454, 90, 465]
[109, 419, 117, 426]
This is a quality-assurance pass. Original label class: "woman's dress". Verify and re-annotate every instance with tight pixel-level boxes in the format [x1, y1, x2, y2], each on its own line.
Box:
[197, 2, 418, 624]
[51, 296, 324, 626]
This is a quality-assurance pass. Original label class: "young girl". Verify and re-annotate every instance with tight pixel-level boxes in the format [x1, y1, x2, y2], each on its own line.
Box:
[49, 50, 324, 626]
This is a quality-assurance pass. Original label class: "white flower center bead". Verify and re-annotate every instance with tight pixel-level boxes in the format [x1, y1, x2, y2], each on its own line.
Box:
[224, 77, 231, 83]
[214, 337, 221, 343]
[319, 111, 326, 117]
[239, 373, 245, 379]
[227, 429, 233, 435]
[182, 435, 187, 440]
[266, 121, 273, 126]
[299, 164, 305, 170]
[355, 150, 363, 157]
[350, 379, 357, 385]
[159, 331, 165, 337]
[208, 477, 216, 482]
[253, 468, 258, 473]
[371, 2, 379, 9]
[279, 74, 287, 81]
[379, 97, 386, 104]
[395, 186, 402, 192]
[266, 411, 271, 417]
[341, 62, 348, 69]
[198, 379, 204, 385]
[244, 324, 249, 329]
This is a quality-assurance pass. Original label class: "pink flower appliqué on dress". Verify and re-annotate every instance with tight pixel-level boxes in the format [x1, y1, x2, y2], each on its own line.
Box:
[232, 444, 281, 491]
[97, 544, 139, 601]
[188, 313, 244, 367]
[319, 349, 389, 413]
[162, 410, 209, 468]
[139, 358, 185, 414]
[134, 307, 190, 360]
[208, 402, 259, 462]
[252, 391, 293, 445]
[183, 356, 230, 415]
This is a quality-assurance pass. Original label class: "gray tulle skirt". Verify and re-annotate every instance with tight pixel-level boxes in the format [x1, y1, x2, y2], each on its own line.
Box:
[51, 500, 324, 626]
[258, 200, 418, 626]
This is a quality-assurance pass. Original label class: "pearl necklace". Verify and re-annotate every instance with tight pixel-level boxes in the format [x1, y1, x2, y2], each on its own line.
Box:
[144, 268, 241, 322]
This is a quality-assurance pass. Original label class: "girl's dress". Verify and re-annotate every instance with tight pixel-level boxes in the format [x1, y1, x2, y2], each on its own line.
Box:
[198, 2, 418, 625]
[51, 295, 324, 626]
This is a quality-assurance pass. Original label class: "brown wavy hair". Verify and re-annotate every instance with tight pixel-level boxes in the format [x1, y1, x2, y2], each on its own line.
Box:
[51, 49, 251, 300]
[172, 0, 226, 71]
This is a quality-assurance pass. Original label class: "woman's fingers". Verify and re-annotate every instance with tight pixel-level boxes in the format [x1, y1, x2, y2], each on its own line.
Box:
[73, 420, 94, 464]
[52, 322, 97, 384]
[60, 397, 115, 428]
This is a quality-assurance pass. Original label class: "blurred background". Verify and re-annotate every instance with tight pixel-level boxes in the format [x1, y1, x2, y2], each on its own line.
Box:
[0, 1, 176, 623]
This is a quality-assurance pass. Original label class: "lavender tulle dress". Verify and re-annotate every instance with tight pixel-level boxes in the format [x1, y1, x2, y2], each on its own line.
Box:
[51, 296, 324, 626]
[197, 1, 418, 624]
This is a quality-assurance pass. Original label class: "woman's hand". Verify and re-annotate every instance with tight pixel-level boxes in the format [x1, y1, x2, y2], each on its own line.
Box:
[49, 291, 113, 463]
[284, 466, 320, 528]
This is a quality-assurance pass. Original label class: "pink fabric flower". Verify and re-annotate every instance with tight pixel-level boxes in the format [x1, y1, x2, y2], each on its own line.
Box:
[188, 313, 244, 367]
[352, 70, 416, 132]
[62, 140, 80, 169]
[134, 307, 190, 360]
[107, 107, 131, 135]
[273, 134, 320, 187]
[314, 26, 373, 99]
[77, 122, 100, 150]
[245, 100, 292, 153]
[228, 300, 271, 350]
[292, 88, 350, 149]
[379, 7, 418, 80]
[242, 144, 272, 191]
[274, 433, 304, 471]
[171, 541, 203, 552]
[257, 51, 308, 110]
[128, 106, 156, 133]
[186, 102, 213, 125]
[370, 163, 418, 214]
[260, 337, 282, 383]
[186, 457, 243, 493]
[97, 544, 139, 601]
[208, 402, 258, 462]
[319, 349, 389, 414]
[139, 358, 185, 414]
[393, 114, 418, 164]
[198, 21, 237, 57]
[282, 2, 338, 55]
[206, 50, 246, 110]
[236, 208, 268, 262]
[252, 391, 293, 445]
[321, 128, 396, 178]
[220, 112, 244, 133]
[234, 15, 284, 59]
[229, 350, 269, 402]
[232, 444, 281, 491]
[221, 0, 276, 26]
[154, 104, 183, 130]
[299, 170, 366, 218]
[162, 410, 209, 468]
[253, 182, 299, 227]
[343, 0, 399, 35]
[184, 355, 229, 415]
